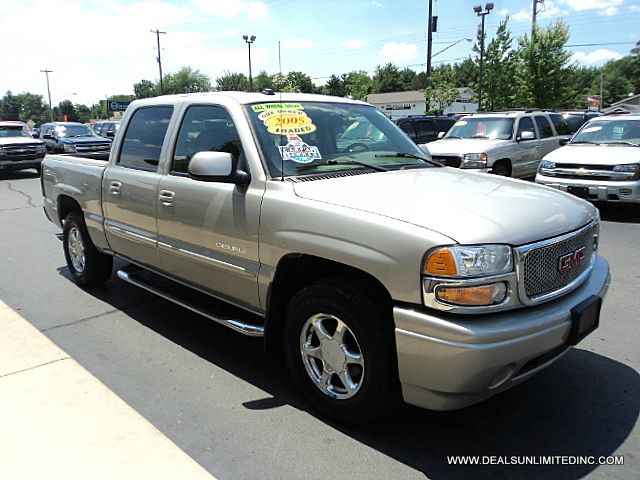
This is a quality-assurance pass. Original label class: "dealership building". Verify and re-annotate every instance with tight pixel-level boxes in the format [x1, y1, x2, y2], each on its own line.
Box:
[367, 88, 478, 119]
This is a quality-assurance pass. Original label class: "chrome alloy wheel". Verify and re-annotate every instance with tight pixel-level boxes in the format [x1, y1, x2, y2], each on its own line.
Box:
[67, 226, 86, 273]
[299, 313, 365, 400]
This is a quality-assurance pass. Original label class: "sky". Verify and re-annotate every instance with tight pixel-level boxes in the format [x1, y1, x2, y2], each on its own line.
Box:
[1, 0, 639, 106]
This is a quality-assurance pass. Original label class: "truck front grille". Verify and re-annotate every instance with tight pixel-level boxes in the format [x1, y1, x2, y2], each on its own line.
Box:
[75, 143, 111, 153]
[519, 222, 598, 300]
[3, 144, 39, 160]
[551, 163, 632, 181]
[431, 155, 462, 168]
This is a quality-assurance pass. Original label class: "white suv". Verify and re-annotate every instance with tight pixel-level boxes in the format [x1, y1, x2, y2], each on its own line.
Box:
[426, 110, 565, 178]
[536, 114, 640, 204]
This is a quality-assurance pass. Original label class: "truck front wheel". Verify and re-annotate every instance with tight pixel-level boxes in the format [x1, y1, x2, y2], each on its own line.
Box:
[62, 211, 113, 286]
[284, 279, 398, 424]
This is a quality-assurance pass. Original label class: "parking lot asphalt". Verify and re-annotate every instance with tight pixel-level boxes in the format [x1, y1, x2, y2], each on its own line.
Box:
[1, 170, 639, 480]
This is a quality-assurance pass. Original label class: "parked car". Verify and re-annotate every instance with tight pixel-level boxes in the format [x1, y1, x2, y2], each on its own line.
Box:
[0, 121, 47, 174]
[536, 113, 640, 204]
[39, 122, 112, 159]
[426, 110, 565, 178]
[41, 92, 609, 424]
[95, 121, 120, 139]
[395, 115, 457, 148]
[560, 110, 604, 134]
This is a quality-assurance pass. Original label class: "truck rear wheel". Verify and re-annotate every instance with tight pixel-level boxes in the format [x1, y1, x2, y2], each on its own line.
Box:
[284, 279, 398, 424]
[62, 211, 113, 286]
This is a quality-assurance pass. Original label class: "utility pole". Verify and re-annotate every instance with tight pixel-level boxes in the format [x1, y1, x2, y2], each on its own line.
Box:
[151, 29, 166, 94]
[40, 69, 53, 121]
[426, 0, 433, 77]
[532, 0, 544, 38]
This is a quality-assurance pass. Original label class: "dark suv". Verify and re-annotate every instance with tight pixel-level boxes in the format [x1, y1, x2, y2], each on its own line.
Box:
[395, 115, 457, 146]
[559, 111, 604, 134]
[39, 122, 112, 159]
[95, 121, 121, 139]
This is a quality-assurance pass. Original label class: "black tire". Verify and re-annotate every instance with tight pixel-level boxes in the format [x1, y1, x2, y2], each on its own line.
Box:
[284, 279, 398, 424]
[492, 163, 510, 176]
[34, 164, 42, 176]
[62, 211, 113, 286]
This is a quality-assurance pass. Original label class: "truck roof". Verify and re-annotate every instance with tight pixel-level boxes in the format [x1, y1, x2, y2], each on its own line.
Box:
[129, 91, 369, 108]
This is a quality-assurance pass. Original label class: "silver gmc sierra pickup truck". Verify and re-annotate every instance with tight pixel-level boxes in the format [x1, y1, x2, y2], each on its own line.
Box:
[41, 92, 610, 424]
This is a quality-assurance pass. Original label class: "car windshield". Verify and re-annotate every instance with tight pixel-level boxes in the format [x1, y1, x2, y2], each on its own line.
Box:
[245, 101, 433, 177]
[0, 125, 31, 138]
[54, 124, 98, 138]
[571, 119, 640, 145]
[444, 117, 514, 140]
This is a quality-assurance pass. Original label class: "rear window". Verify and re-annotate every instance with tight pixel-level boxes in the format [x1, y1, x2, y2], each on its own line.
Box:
[548, 113, 571, 135]
[118, 106, 173, 170]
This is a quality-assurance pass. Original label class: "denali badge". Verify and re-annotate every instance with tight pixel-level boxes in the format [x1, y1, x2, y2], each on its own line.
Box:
[558, 247, 586, 273]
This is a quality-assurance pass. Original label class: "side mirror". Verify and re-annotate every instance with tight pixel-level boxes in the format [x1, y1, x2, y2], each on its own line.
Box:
[517, 131, 535, 142]
[188, 151, 249, 185]
[106, 131, 115, 138]
[43, 133, 53, 139]
[559, 137, 569, 146]
[437, 131, 446, 139]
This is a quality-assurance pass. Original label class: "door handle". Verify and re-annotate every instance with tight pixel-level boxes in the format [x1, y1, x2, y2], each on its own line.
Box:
[109, 181, 121, 196]
[159, 190, 175, 207]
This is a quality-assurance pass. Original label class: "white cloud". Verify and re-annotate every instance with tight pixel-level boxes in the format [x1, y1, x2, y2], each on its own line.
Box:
[190, 0, 269, 21]
[600, 6, 619, 16]
[248, 1, 269, 21]
[631, 5, 640, 12]
[380, 42, 418, 62]
[284, 39, 315, 49]
[560, 0, 623, 12]
[371, 1, 383, 7]
[572, 49, 623, 65]
[342, 40, 368, 49]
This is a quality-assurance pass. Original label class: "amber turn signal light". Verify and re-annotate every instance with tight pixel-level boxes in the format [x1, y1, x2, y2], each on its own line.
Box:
[436, 283, 507, 306]
[425, 249, 457, 276]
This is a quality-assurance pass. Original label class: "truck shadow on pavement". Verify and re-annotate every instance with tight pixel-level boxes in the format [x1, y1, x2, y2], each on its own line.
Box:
[54, 266, 639, 480]
[597, 203, 640, 223]
[0, 170, 40, 181]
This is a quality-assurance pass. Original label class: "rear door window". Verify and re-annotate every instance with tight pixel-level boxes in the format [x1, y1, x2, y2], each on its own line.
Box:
[398, 121, 416, 141]
[415, 119, 437, 143]
[534, 115, 554, 138]
[118, 106, 173, 170]
[516, 117, 536, 139]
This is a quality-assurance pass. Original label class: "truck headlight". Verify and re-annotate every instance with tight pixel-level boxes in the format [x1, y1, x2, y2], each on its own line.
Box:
[461, 153, 488, 169]
[540, 160, 556, 170]
[613, 163, 640, 179]
[424, 245, 513, 277]
[63, 144, 77, 153]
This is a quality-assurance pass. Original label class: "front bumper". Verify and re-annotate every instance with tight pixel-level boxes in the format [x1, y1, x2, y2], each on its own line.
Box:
[0, 158, 43, 171]
[394, 256, 610, 411]
[536, 174, 640, 204]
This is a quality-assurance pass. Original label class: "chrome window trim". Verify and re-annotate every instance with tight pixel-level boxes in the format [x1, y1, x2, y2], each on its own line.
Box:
[514, 220, 599, 306]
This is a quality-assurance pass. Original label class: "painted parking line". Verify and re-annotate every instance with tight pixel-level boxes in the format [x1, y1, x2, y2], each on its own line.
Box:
[0, 299, 215, 480]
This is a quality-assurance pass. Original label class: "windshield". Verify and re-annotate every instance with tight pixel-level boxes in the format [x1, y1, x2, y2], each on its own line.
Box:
[0, 125, 31, 138]
[572, 119, 640, 145]
[245, 102, 432, 177]
[445, 117, 514, 140]
[54, 124, 98, 138]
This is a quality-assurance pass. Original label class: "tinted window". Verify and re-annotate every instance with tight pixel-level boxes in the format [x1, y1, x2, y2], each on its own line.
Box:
[534, 115, 554, 138]
[548, 113, 571, 135]
[415, 119, 436, 143]
[516, 117, 536, 139]
[172, 105, 242, 174]
[435, 118, 455, 134]
[118, 106, 173, 170]
[563, 114, 587, 134]
[398, 121, 416, 140]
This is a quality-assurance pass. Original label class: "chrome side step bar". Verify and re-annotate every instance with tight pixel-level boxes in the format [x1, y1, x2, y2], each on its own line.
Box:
[117, 265, 265, 337]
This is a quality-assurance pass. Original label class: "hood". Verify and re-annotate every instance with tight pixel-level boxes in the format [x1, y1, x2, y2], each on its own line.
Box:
[544, 144, 640, 165]
[426, 138, 507, 155]
[58, 136, 111, 145]
[293, 168, 595, 245]
[0, 137, 44, 146]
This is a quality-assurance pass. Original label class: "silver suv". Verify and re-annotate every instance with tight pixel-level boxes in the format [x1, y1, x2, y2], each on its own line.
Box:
[426, 110, 565, 178]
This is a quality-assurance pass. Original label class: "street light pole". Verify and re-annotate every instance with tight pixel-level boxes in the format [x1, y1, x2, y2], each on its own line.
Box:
[243, 35, 256, 92]
[473, 3, 493, 111]
[40, 69, 53, 121]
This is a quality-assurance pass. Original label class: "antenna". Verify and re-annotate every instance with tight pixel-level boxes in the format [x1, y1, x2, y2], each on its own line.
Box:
[279, 40, 284, 181]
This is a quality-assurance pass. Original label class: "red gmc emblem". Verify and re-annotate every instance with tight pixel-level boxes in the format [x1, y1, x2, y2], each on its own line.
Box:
[558, 247, 587, 273]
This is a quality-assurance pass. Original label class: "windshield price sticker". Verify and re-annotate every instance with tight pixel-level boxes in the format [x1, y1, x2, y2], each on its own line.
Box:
[278, 134, 322, 164]
[255, 105, 318, 135]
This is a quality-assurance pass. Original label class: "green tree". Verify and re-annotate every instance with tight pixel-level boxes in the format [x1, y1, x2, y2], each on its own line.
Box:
[254, 71, 273, 92]
[399, 68, 417, 90]
[322, 74, 346, 97]
[422, 68, 459, 114]
[483, 17, 516, 110]
[134, 79, 158, 99]
[54, 100, 77, 122]
[513, 21, 572, 108]
[286, 71, 314, 93]
[344, 71, 373, 100]
[453, 57, 479, 90]
[216, 71, 249, 91]
[163, 67, 211, 94]
[372, 63, 404, 93]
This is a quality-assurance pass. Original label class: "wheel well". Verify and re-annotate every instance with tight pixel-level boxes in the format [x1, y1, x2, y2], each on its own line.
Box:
[264, 254, 393, 355]
[58, 195, 82, 224]
[493, 158, 512, 175]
